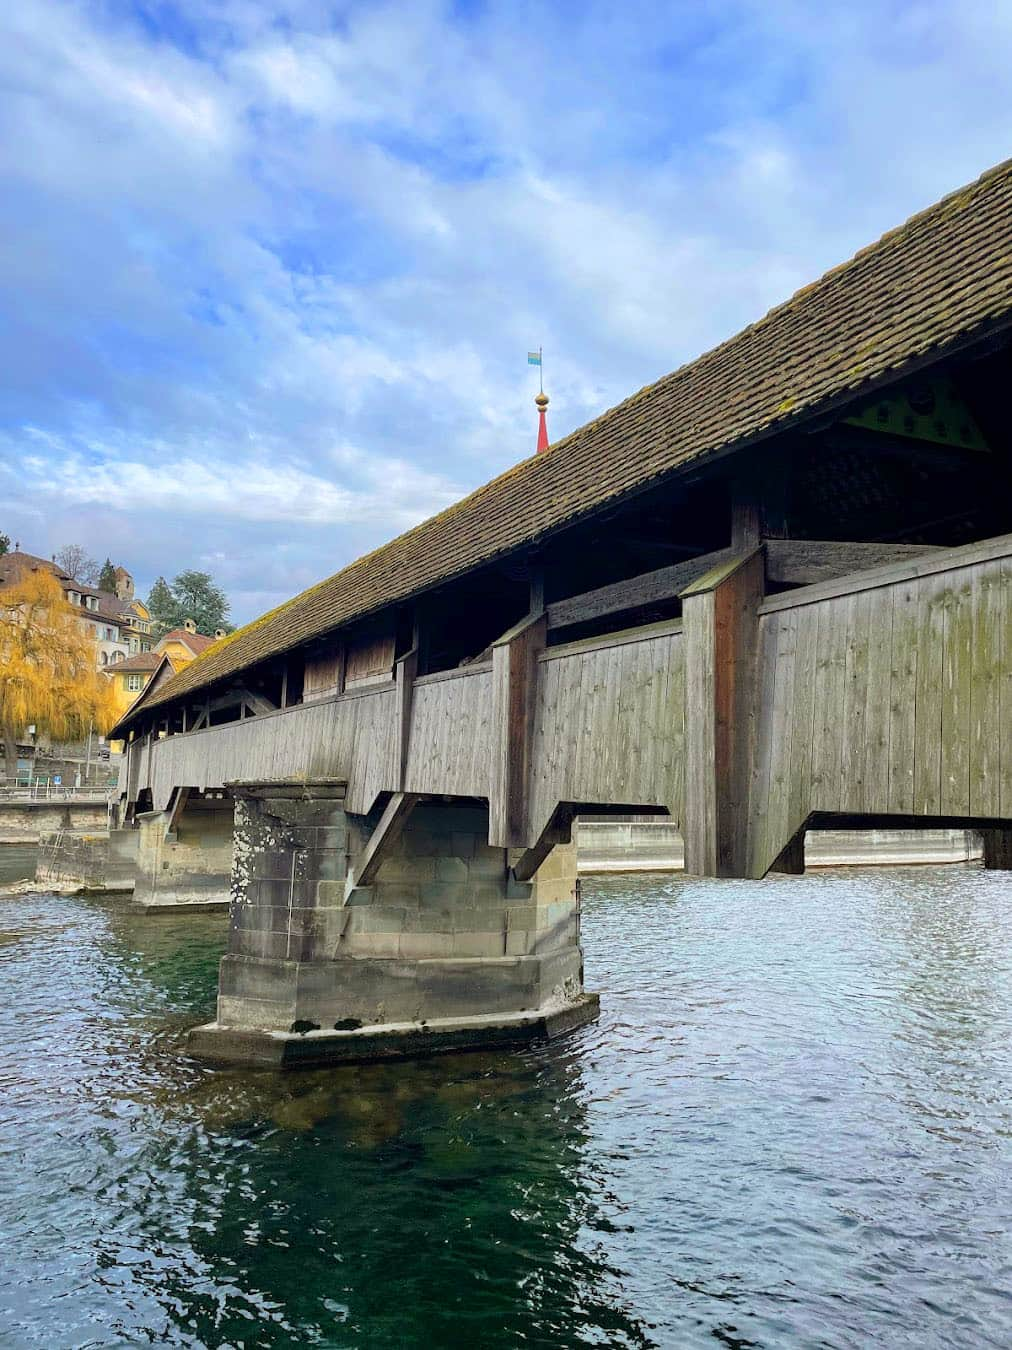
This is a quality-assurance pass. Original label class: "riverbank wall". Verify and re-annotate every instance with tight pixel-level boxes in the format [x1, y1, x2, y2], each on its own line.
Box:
[575, 817, 982, 872]
[0, 799, 110, 844]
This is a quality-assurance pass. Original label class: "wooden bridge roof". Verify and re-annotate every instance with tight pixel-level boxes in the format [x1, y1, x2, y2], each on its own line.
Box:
[119, 157, 1012, 729]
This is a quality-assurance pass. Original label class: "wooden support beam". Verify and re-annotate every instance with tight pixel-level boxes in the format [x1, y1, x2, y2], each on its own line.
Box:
[732, 461, 790, 547]
[528, 567, 545, 614]
[768, 826, 806, 875]
[489, 610, 547, 847]
[346, 792, 421, 896]
[546, 540, 945, 635]
[681, 549, 765, 877]
[241, 691, 276, 717]
[547, 546, 736, 631]
[164, 785, 191, 840]
[510, 805, 575, 884]
[394, 647, 418, 789]
[765, 539, 940, 586]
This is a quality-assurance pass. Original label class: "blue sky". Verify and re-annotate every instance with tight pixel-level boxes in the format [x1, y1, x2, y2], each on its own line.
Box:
[2, 1, 1011, 624]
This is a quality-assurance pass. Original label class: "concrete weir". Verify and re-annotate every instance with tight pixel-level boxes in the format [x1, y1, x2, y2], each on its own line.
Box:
[188, 779, 598, 1067]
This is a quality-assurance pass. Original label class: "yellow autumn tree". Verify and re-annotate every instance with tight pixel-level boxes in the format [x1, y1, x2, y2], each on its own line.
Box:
[1, 567, 117, 780]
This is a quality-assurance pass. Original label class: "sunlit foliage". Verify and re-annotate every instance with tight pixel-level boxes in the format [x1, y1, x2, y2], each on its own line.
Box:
[1, 567, 117, 778]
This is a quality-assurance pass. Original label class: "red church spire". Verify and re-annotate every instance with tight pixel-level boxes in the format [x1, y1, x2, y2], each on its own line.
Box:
[535, 390, 550, 453]
[528, 346, 550, 453]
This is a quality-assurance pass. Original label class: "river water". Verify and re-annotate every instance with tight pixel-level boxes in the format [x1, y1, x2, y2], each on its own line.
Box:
[1, 867, 1009, 1348]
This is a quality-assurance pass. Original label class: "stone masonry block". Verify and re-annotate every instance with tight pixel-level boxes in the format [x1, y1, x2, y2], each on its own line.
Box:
[402, 831, 439, 857]
[450, 832, 477, 859]
[341, 931, 402, 958]
[533, 849, 563, 881]
[376, 855, 435, 883]
[370, 882, 421, 906]
[468, 854, 509, 882]
[434, 856, 469, 883]
[505, 903, 538, 930]
[531, 875, 577, 906]
[466, 880, 510, 904]
[401, 907, 455, 933]
[218, 995, 295, 1031]
[301, 850, 347, 883]
[399, 931, 457, 960]
[452, 903, 508, 933]
[345, 906, 409, 934]
[452, 931, 506, 958]
[542, 900, 577, 926]
[418, 881, 470, 908]
[505, 928, 532, 956]
[220, 954, 298, 1000]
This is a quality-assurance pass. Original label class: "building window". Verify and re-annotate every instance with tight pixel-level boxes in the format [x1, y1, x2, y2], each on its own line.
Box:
[100, 652, 108, 665]
[105, 627, 113, 640]
[127, 674, 144, 692]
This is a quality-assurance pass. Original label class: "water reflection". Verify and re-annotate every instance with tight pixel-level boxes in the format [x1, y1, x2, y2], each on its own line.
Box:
[1, 870, 1010, 1348]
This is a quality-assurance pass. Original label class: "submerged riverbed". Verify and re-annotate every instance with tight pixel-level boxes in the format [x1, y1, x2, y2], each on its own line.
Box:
[1, 868, 1010, 1348]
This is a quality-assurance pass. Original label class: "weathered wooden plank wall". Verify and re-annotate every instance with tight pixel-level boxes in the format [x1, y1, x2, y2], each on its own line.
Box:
[131, 533, 1012, 872]
[404, 667, 493, 799]
[526, 621, 685, 842]
[749, 548, 1012, 875]
[147, 687, 397, 815]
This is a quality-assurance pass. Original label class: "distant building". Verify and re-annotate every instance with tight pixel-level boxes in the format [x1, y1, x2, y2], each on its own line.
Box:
[0, 550, 152, 671]
[106, 651, 163, 720]
[156, 620, 219, 671]
[107, 620, 223, 721]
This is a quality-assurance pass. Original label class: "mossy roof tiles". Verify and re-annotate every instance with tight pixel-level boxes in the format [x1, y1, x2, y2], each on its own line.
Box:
[122, 158, 1012, 728]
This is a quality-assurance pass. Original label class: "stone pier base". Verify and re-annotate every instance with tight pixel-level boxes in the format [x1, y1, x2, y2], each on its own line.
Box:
[35, 826, 137, 892]
[132, 791, 233, 911]
[189, 998, 600, 1068]
[189, 781, 598, 1067]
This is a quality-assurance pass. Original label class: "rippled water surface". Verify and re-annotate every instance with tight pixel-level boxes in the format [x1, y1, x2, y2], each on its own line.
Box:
[1, 867, 1010, 1348]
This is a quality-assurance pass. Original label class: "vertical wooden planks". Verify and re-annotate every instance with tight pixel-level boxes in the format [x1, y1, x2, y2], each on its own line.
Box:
[887, 579, 918, 814]
[970, 561, 1002, 818]
[861, 588, 893, 815]
[840, 588, 873, 813]
[747, 613, 779, 876]
[1001, 556, 1012, 820]
[810, 595, 847, 813]
[489, 613, 546, 847]
[786, 604, 819, 847]
[913, 572, 946, 815]
[940, 570, 973, 818]
[682, 593, 718, 873]
[761, 610, 799, 875]
[682, 551, 763, 877]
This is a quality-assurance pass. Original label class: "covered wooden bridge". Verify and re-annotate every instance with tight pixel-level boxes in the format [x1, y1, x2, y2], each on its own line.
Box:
[111, 160, 1012, 1065]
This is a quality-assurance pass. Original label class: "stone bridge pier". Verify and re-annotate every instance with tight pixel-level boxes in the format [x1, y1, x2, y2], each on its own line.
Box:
[188, 779, 598, 1067]
[132, 788, 234, 911]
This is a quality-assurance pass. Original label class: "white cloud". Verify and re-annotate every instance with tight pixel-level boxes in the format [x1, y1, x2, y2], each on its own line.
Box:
[2, 0, 1012, 620]
[4, 438, 461, 530]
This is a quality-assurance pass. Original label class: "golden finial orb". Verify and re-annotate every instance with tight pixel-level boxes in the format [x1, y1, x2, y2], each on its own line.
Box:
[534, 391, 549, 409]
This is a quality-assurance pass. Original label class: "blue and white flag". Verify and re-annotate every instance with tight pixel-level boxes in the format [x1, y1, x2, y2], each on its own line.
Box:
[527, 350, 542, 366]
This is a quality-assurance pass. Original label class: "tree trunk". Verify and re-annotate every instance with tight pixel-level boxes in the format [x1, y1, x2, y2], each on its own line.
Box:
[2, 725, 19, 784]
